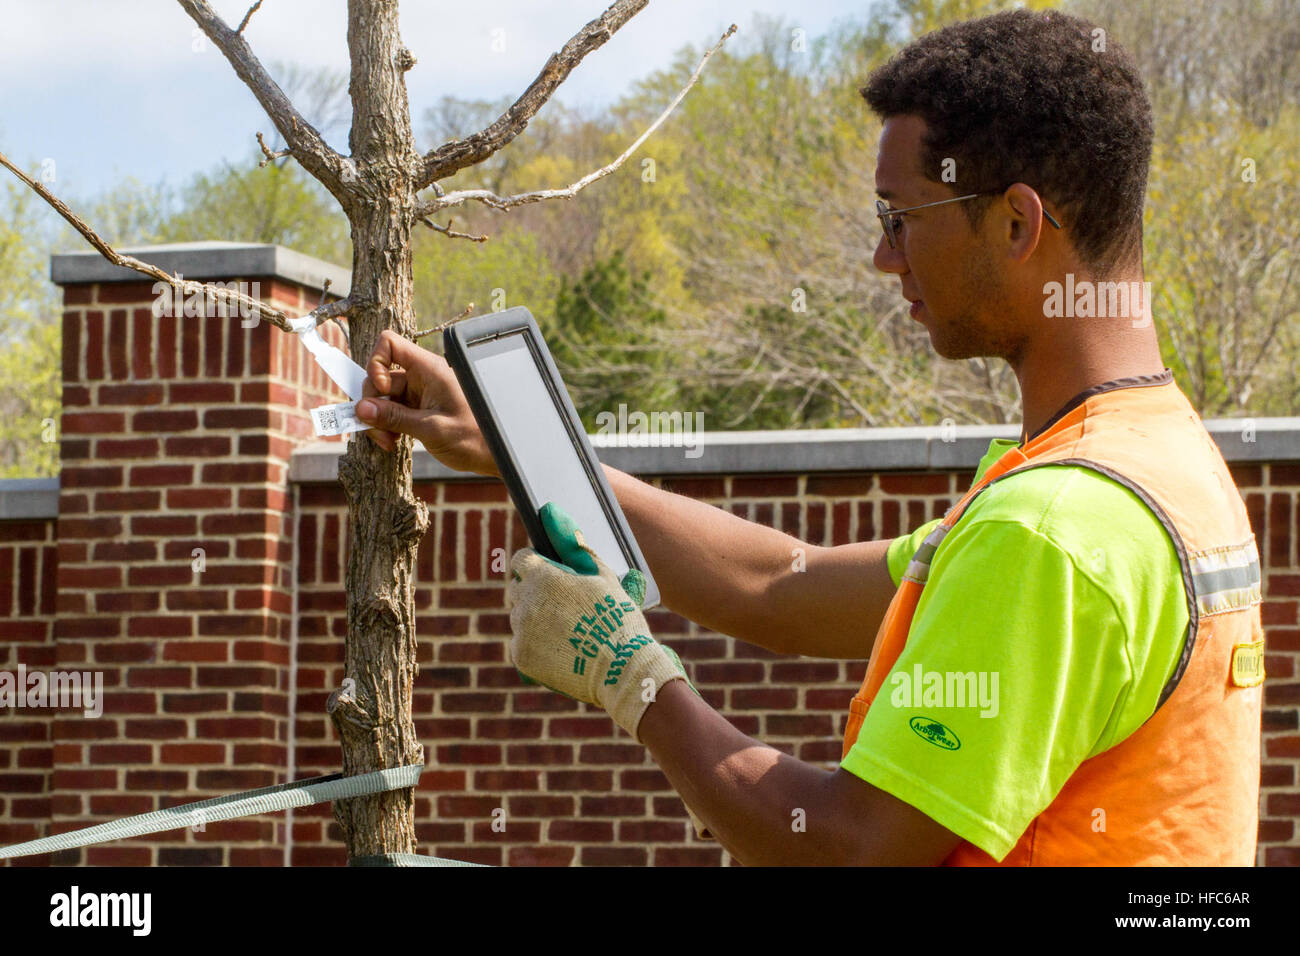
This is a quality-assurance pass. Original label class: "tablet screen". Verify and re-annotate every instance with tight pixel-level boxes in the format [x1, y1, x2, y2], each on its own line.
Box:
[470, 331, 634, 583]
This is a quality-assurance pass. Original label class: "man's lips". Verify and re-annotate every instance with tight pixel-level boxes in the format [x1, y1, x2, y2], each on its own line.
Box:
[905, 297, 924, 318]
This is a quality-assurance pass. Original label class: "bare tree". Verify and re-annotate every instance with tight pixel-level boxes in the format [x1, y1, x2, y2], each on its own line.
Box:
[1073, 0, 1300, 417]
[0, 0, 731, 864]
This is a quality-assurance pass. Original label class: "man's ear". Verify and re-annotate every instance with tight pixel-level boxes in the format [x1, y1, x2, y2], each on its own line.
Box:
[1001, 182, 1052, 264]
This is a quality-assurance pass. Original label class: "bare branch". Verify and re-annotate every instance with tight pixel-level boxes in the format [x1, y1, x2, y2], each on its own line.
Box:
[318, 278, 351, 349]
[0, 148, 354, 334]
[415, 0, 649, 189]
[415, 25, 736, 218]
[256, 131, 291, 167]
[177, 0, 352, 197]
[236, 0, 263, 35]
[413, 304, 476, 340]
[417, 215, 488, 243]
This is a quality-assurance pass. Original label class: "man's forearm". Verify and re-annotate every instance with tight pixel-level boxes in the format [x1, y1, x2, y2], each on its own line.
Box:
[603, 464, 897, 658]
[604, 464, 798, 651]
[638, 680, 964, 866]
[638, 680, 851, 866]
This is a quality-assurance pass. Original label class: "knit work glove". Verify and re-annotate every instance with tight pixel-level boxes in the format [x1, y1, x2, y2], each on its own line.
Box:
[507, 503, 693, 742]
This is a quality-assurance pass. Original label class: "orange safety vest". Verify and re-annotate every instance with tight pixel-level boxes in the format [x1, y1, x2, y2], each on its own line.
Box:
[842, 376, 1264, 865]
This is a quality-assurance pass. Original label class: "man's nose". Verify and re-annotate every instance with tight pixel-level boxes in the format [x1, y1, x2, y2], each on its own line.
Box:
[872, 232, 908, 275]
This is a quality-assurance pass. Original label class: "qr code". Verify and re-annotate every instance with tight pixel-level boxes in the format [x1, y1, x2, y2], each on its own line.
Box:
[311, 401, 363, 436]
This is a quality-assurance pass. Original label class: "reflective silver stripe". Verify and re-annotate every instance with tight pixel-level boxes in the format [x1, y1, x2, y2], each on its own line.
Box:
[1197, 588, 1261, 616]
[1190, 540, 1262, 617]
[1195, 563, 1260, 595]
[1189, 539, 1260, 577]
[902, 524, 951, 585]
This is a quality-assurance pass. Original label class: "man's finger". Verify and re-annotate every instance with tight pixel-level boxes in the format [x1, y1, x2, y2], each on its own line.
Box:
[355, 396, 426, 438]
[361, 360, 409, 452]
[366, 330, 435, 395]
[364, 426, 397, 452]
[539, 502, 600, 575]
[363, 366, 408, 402]
[509, 547, 551, 581]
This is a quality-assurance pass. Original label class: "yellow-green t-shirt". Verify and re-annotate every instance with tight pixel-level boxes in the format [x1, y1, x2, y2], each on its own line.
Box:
[840, 439, 1189, 860]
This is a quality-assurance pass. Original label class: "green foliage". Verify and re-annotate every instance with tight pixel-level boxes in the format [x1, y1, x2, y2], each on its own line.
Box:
[161, 154, 350, 264]
[0, 178, 60, 477]
[412, 224, 559, 338]
[1080, 0, 1300, 417]
[1143, 108, 1300, 416]
[77, 176, 173, 247]
[0, 179, 54, 342]
[0, 319, 59, 478]
[887, 0, 1057, 39]
[549, 250, 672, 427]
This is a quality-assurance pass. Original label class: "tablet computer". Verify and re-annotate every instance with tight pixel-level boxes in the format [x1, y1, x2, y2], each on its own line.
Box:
[444, 307, 660, 609]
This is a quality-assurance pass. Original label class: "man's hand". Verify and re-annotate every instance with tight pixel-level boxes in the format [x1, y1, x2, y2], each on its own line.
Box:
[506, 503, 693, 742]
[355, 330, 498, 477]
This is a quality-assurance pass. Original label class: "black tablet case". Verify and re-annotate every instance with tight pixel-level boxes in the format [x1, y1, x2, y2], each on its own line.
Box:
[443, 308, 659, 609]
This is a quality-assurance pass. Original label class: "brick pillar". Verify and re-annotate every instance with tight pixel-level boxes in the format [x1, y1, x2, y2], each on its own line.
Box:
[50, 243, 350, 865]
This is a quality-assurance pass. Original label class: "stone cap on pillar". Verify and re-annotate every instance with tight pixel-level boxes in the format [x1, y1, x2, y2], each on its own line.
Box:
[50, 241, 351, 296]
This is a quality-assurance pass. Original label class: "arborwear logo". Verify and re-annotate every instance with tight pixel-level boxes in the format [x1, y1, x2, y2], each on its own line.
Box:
[909, 716, 961, 751]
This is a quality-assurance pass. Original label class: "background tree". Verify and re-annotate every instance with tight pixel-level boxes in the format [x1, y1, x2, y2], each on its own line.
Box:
[1075, 0, 1300, 417]
[0, 179, 60, 477]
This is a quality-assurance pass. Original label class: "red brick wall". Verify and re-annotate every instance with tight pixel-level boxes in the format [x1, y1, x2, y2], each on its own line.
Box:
[0, 269, 1296, 866]
[0, 517, 58, 844]
[0, 275, 348, 865]
[4, 457, 1299, 865]
[1241, 464, 1300, 865]
[284, 463, 1300, 867]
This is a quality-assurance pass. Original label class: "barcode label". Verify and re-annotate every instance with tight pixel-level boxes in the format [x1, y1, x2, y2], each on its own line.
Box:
[310, 401, 367, 437]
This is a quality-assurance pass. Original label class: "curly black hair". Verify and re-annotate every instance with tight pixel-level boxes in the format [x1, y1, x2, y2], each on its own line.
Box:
[863, 8, 1153, 275]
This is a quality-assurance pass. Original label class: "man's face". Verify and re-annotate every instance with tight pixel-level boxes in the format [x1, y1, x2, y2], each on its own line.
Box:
[872, 115, 1022, 362]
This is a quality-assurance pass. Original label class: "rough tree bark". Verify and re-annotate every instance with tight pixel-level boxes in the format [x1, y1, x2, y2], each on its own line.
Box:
[325, 0, 427, 859]
[7, 0, 729, 863]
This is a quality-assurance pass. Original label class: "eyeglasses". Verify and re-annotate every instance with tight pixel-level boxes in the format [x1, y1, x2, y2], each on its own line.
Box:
[875, 191, 1062, 249]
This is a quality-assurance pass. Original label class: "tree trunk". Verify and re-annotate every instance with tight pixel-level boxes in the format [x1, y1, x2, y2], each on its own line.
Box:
[326, 0, 427, 860]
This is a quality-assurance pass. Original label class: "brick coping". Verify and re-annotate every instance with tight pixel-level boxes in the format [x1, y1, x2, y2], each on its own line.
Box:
[0, 477, 59, 519]
[286, 418, 1300, 484]
[50, 241, 350, 297]
[4, 419, 1298, 515]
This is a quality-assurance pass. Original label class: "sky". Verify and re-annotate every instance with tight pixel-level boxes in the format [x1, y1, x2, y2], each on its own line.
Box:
[0, 0, 875, 201]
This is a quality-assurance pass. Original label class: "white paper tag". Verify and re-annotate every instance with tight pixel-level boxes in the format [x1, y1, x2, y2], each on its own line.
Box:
[289, 316, 368, 401]
[310, 400, 367, 437]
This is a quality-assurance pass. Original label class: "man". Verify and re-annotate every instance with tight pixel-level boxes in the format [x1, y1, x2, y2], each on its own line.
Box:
[355, 9, 1264, 865]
